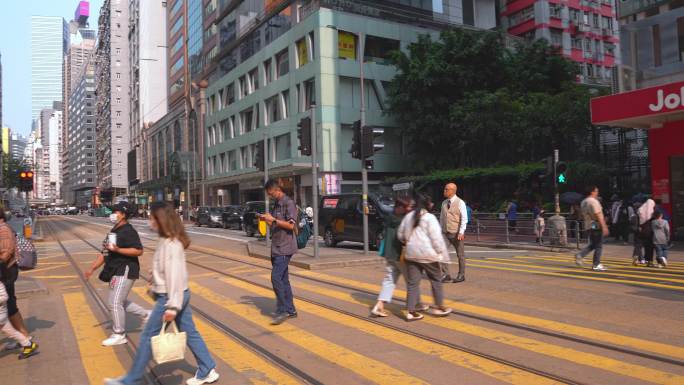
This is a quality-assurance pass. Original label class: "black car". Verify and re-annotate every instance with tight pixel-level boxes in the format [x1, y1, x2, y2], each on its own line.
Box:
[221, 205, 244, 229]
[197, 207, 224, 227]
[241, 201, 266, 237]
[318, 193, 394, 249]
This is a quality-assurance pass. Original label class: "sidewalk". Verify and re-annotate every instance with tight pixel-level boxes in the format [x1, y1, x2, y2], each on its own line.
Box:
[247, 239, 384, 270]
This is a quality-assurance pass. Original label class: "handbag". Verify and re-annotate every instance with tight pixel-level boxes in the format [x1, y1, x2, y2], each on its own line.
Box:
[151, 321, 187, 364]
[15, 235, 37, 270]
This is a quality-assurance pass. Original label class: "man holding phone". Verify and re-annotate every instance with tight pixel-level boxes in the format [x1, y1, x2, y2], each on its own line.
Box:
[260, 179, 298, 325]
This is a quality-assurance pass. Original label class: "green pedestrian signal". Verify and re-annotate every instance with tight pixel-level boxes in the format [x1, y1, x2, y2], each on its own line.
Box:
[558, 173, 566, 184]
[556, 162, 568, 184]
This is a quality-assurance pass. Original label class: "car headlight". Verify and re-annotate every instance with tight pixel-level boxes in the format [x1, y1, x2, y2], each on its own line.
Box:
[211, 216, 220, 221]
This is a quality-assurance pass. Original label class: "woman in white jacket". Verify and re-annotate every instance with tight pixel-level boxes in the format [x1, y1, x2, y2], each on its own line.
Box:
[398, 195, 453, 321]
[106, 202, 219, 385]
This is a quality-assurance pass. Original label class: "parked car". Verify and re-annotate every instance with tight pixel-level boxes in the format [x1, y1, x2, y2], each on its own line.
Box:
[318, 193, 395, 249]
[197, 207, 223, 227]
[221, 205, 244, 230]
[241, 201, 266, 237]
[67, 206, 79, 215]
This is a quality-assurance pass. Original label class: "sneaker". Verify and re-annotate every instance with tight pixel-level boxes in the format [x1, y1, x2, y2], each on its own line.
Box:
[18, 342, 38, 360]
[428, 307, 452, 317]
[415, 303, 430, 312]
[661, 258, 668, 268]
[656, 264, 665, 269]
[451, 274, 465, 283]
[371, 304, 388, 317]
[102, 333, 128, 346]
[103, 377, 125, 385]
[4, 336, 33, 351]
[592, 264, 607, 271]
[647, 262, 656, 268]
[406, 312, 424, 322]
[270, 313, 289, 326]
[141, 312, 151, 329]
[186, 369, 220, 385]
[288, 312, 298, 319]
[575, 253, 584, 267]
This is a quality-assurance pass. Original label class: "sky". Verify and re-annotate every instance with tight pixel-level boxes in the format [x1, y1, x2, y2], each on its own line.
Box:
[0, 0, 104, 136]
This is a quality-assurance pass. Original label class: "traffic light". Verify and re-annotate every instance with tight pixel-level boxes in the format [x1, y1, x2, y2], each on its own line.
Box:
[349, 120, 362, 159]
[556, 162, 568, 184]
[254, 141, 265, 171]
[297, 117, 312, 156]
[361, 126, 384, 159]
[18, 170, 34, 192]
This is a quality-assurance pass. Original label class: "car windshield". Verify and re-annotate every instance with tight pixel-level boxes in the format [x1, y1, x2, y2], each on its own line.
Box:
[373, 194, 395, 214]
[209, 208, 222, 214]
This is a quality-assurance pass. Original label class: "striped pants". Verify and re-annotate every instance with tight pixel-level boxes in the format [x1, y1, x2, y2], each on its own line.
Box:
[108, 266, 150, 335]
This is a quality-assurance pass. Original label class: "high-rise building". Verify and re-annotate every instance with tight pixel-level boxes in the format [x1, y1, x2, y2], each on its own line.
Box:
[95, 0, 131, 202]
[128, 0, 168, 195]
[31, 16, 69, 123]
[10, 133, 28, 162]
[34, 104, 62, 203]
[500, 0, 620, 86]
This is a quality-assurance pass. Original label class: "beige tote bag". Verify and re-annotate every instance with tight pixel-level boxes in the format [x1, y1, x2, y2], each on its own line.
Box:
[151, 321, 187, 364]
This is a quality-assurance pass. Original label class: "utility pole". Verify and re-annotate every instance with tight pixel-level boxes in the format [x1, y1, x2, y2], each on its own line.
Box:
[554, 149, 560, 215]
[310, 104, 319, 259]
[359, 32, 369, 255]
[186, 157, 191, 222]
[263, 132, 270, 248]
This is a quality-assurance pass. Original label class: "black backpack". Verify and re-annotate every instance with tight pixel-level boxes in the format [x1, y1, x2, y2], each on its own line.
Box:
[617, 205, 630, 224]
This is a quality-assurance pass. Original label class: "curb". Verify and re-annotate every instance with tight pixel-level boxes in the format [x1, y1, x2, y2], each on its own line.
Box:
[246, 242, 384, 270]
[465, 241, 579, 253]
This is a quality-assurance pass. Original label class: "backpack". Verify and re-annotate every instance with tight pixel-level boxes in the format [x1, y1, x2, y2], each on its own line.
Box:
[295, 207, 311, 249]
[617, 205, 630, 224]
[16, 235, 37, 270]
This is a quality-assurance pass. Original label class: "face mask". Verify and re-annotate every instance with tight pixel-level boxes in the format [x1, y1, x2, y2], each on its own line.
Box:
[109, 213, 120, 224]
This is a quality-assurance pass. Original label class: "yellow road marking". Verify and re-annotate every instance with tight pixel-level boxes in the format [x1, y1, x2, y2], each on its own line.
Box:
[296, 270, 684, 361]
[214, 278, 559, 385]
[504, 256, 684, 278]
[284, 275, 684, 385]
[189, 281, 431, 385]
[21, 264, 72, 274]
[131, 287, 301, 385]
[467, 262, 684, 291]
[63, 291, 126, 384]
[33, 275, 79, 279]
[521, 254, 684, 269]
[471, 259, 684, 284]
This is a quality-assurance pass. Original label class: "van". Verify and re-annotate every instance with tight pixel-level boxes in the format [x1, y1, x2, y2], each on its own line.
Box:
[318, 193, 394, 249]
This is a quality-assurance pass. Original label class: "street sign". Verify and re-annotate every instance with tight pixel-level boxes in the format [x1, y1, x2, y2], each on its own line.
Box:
[392, 182, 411, 191]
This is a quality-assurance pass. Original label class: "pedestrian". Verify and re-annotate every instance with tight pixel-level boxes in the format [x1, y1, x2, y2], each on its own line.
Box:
[506, 200, 518, 234]
[609, 194, 621, 238]
[0, 274, 37, 359]
[371, 198, 411, 317]
[631, 201, 645, 265]
[638, 198, 656, 267]
[440, 183, 468, 283]
[0, 209, 35, 355]
[398, 195, 452, 321]
[652, 211, 670, 268]
[105, 202, 219, 385]
[614, 199, 634, 245]
[85, 202, 151, 346]
[259, 179, 298, 326]
[534, 209, 545, 244]
[575, 186, 609, 271]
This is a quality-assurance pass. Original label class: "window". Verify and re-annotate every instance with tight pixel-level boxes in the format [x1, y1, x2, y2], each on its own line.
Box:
[228, 150, 237, 171]
[219, 153, 226, 173]
[265, 95, 282, 125]
[171, 15, 183, 36]
[116, 111, 121, 117]
[116, 123, 122, 129]
[116, 72, 121, 79]
[550, 30, 562, 46]
[225, 83, 235, 106]
[170, 0, 183, 17]
[172, 56, 184, 74]
[170, 37, 183, 56]
[572, 38, 582, 50]
[276, 49, 289, 78]
[549, 4, 562, 18]
[240, 146, 250, 168]
[240, 108, 254, 133]
[338, 31, 358, 60]
[302, 79, 315, 112]
[116, 47, 121, 55]
[653, 25, 662, 67]
[204, 0, 216, 16]
[204, 23, 217, 41]
[364, 35, 400, 65]
[263, 59, 272, 85]
[274, 134, 291, 161]
[116, 97, 121, 104]
[248, 67, 259, 92]
[117, 148, 122, 155]
[296, 37, 310, 67]
[239, 76, 247, 99]
[509, 6, 534, 26]
[592, 13, 599, 28]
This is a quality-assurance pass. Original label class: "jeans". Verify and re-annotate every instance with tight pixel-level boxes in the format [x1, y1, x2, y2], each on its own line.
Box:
[405, 261, 444, 312]
[377, 261, 406, 303]
[108, 266, 149, 334]
[578, 229, 603, 267]
[122, 290, 216, 385]
[271, 255, 296, 315]
[655, 244, 668, 262]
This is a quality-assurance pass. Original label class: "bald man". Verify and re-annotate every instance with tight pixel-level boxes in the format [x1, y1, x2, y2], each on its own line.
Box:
[440, 183, 468, 282]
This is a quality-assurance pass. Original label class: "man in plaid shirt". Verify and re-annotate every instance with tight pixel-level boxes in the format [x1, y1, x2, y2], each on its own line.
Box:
[0, 210, 32, 350]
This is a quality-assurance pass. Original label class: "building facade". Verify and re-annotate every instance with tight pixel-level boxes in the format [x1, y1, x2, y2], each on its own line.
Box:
[200, 0, 499, 206]
[10, 133, 28, 162]
[500, 0, 620, 86]
[31, 16, 69, 123]
[95, 0, 131, 202]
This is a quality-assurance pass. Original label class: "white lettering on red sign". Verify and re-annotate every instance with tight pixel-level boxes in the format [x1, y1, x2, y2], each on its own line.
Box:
[649, 87, 684, 112]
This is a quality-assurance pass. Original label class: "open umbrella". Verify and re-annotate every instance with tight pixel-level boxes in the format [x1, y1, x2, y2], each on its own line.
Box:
[631, 193, 650, 203]
[560, 192, 583, 205]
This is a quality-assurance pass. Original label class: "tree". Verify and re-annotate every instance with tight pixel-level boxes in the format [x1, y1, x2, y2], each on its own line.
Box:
[2, 154, 32, 189]
[387, 29, 597, 171]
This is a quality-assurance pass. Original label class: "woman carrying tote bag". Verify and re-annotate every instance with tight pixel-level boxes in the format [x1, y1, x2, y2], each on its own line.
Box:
[105, 202, 219, 385]
[397, 195, 453, 321]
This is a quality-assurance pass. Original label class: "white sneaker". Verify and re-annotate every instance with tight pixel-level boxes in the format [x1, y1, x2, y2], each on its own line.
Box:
[592, 264, 607, 271]
[186, 369, 220, 385]
[575, 253, 584, 267]
[102, 333, 128, 346]
[429, 307, 453, 317]
[103, 376, 125, 385]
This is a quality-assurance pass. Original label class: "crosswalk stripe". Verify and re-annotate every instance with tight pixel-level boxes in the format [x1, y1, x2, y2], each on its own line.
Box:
[471, 258, 684, 284]
[215, 277, 558, 385]
[502, 256, 684, 278]
[130, 287, 301, 385]
[63, 291, 127, 384]
[519, 254, 684, 270]
[285, 275, 684, 385]
[467, 262, 684, 291]
[295, 270, 684, 361]
[188, 282, 430, 385]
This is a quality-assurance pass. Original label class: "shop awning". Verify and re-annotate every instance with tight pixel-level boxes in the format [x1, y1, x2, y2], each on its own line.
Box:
[591, 80, 684, 128]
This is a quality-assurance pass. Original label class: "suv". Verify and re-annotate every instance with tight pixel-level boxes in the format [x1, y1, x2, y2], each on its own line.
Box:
[221, 205, 244, 230]
[241, 201, 266, 237]
[196, 207, 224, 227]
[318, 193, 394, 249]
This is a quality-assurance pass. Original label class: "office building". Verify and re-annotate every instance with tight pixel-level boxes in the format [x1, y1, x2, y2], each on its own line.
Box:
[10, 133, 28, 162]
[31, 16, 69, 123]
[95, 0, 131, 202]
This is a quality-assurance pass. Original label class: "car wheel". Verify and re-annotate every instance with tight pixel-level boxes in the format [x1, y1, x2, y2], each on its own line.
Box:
[246, 229, 255, 237]
[324, 228, 337, 247]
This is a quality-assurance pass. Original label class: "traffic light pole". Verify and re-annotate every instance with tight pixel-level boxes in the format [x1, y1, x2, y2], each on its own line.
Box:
[310, 105, 319, 259]
[554, 149, 560, 215]
[359, 33, 369, 255]
[264, 132, 270, 248]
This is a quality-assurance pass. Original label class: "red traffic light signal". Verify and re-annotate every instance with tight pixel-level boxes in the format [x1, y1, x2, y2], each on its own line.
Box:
[26, 171, 34, 179]
[20, 172, 27, 178]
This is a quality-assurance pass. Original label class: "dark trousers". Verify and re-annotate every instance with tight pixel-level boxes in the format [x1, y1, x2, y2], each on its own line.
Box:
[445, 233, 465, 276]
[271, 255, 296, 315]
[642, 236, 655, 263]
[405, 261, 444, 312]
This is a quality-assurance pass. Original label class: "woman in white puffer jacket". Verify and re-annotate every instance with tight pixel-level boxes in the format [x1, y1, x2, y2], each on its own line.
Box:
[398, 195, 453, 321]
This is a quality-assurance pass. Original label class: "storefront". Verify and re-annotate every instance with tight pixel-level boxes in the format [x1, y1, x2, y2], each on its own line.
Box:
[591, 80, 684, 239]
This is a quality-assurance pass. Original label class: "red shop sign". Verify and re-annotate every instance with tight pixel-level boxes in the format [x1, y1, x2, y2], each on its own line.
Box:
[591, 81, 684, 124]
